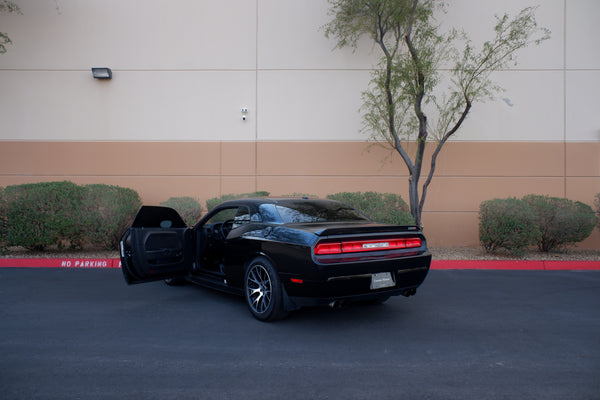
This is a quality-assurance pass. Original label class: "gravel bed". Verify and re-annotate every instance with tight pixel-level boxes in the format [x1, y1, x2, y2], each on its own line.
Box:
[430, 247, 600, 261]
[0, 248, 119, 259]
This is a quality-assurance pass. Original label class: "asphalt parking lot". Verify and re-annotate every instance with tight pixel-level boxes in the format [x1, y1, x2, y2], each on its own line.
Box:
[1, 267, 599, 400]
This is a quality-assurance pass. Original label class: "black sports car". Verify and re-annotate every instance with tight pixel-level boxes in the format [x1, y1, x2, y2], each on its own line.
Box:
[120, 198, 432, 321]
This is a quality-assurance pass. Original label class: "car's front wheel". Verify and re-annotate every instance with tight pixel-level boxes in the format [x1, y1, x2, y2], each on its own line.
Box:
[244, 257, 288, 322]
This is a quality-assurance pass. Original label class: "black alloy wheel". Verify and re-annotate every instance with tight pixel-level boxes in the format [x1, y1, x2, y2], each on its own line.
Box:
[244, 257, 287, 322]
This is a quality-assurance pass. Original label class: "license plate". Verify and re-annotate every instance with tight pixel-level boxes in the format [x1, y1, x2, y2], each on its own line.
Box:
[370, 272, 395, 289]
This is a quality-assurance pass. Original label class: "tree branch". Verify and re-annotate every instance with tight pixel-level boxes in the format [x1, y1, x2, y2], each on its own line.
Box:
[419, 100, 472, 213]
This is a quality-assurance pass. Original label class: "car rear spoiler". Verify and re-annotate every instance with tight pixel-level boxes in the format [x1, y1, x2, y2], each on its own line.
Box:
[314, 224, 422, 237]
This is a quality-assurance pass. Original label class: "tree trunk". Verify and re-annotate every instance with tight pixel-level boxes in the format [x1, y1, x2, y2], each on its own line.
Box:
[408, 176, 421, 227]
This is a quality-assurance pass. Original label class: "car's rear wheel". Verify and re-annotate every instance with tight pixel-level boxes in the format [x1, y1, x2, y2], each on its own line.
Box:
[244, 257, 288, 322]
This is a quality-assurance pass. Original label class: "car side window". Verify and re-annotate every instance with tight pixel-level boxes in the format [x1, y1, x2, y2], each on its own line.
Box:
[206, 206, 255, 228]
[233, 207, 256, 226]
[206, 208, 237, 224]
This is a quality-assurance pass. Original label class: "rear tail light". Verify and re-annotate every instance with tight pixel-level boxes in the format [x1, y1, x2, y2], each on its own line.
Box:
[314, 242, 342, 255]
[315, 237, 422, 255]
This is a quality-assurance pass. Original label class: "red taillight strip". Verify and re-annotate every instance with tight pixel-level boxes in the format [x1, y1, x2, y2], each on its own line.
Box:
[314, 242, 342, 255]
[315, 238, 422, 255]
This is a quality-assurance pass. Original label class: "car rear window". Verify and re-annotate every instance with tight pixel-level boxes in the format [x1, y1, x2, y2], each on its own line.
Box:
[261, 200, 369, 224]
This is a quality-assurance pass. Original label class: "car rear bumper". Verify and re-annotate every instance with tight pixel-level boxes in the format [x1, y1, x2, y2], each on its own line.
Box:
[281, 253, 431, 309]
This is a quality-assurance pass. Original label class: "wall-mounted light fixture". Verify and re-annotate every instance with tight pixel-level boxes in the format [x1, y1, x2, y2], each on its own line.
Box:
[91, 67, 112, 79]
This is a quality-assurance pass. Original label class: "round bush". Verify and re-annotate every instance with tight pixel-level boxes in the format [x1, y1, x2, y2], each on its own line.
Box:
[595, 193, 600, 230]
[206, 191, 270, 211]
[2, 181, 86, 251]
[478, 197, 540, 256]
[0, 187, 6, 252]
[81, 184, 142, 250]
[523, 194, 598, 252]
[160, 196, 203, 226]
[326, 191, 414, 225]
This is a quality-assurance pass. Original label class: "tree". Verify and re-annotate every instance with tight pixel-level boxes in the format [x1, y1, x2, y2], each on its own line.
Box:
[324, 0, 550, 227]
[0, 0, 21, 54]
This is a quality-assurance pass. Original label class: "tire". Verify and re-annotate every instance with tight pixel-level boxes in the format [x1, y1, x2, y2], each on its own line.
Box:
[244, 257, 288, 322]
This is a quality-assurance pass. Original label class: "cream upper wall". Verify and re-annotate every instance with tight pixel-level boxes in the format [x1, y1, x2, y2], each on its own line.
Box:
[0, 0, 598, 142]
[0, 0, 258, 70]
[566, 0, 600, 70]
[439, 0, 565, 70]
[456, 71, 565, 142]
[257, 70, 369, 141]
[567, 71, 600, 142]
[0, 69, 258, 141]
[257, 0, 377, 70]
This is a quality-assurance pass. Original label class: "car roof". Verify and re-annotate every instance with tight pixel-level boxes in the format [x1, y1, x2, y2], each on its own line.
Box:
[218, 197, 339, 207]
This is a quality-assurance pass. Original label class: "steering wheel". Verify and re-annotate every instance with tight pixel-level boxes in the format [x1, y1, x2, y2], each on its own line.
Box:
[219, 219, 235, 239]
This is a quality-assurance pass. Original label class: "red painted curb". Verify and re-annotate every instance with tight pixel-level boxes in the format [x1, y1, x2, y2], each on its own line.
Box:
[0, 258, 598, 270]
[542, 260, 600, 271]
[0, 258, 121, 268]
[431, 260, 600, 270]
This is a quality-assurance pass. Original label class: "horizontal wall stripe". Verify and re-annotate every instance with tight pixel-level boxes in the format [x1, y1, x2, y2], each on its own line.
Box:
[0, 140, 598, 248]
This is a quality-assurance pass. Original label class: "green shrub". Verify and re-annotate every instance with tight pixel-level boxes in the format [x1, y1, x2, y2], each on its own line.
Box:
[478, 197, 540, 256]
[326, 191, 414, 225]
[160, 196, 203, 226]
[523, 194, 598, 252]
[1, 182, 141, 251]
[0, 187, 6, 253]
[206, 191, 270, 211]
[80, 184, 142, 250]
[2, 181, 86, 251]
[281, 193, 319, 199]
[595, 193, 600, 230]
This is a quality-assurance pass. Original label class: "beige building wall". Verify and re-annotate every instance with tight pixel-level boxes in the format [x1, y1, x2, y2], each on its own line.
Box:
[1, 0, 598, 248]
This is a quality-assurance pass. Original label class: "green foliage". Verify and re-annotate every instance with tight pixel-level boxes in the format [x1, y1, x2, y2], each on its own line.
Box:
[0, 0, 20, 13]
[478, 198, 540, 257]
[0, 187, 6, 253]
[80, 184, 142, 250]
[325, 0, 550, 226]
[206, 191, 270, 211]
[160, 196, 203, 226]
[0, 0, 22, 54]
[2, 181, 87, 251]
[479, 195, 598, 256]
[523, 195, 598, 252]
[327, 191, 414, 225]
[281, 193, 319, 199]
[0, 181, 141, 251]
[595, 193, 600, 230]
[0, 31, 11, 54]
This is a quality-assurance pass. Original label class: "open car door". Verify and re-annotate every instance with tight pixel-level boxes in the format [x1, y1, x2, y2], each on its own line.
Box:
[120, 206, 194, 284]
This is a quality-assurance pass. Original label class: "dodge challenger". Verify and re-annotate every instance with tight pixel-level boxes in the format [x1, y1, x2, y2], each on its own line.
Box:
[120, 198, 431, 321]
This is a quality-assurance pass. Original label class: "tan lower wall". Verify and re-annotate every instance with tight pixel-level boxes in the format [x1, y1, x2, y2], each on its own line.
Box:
[1, 140, 598, 248]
